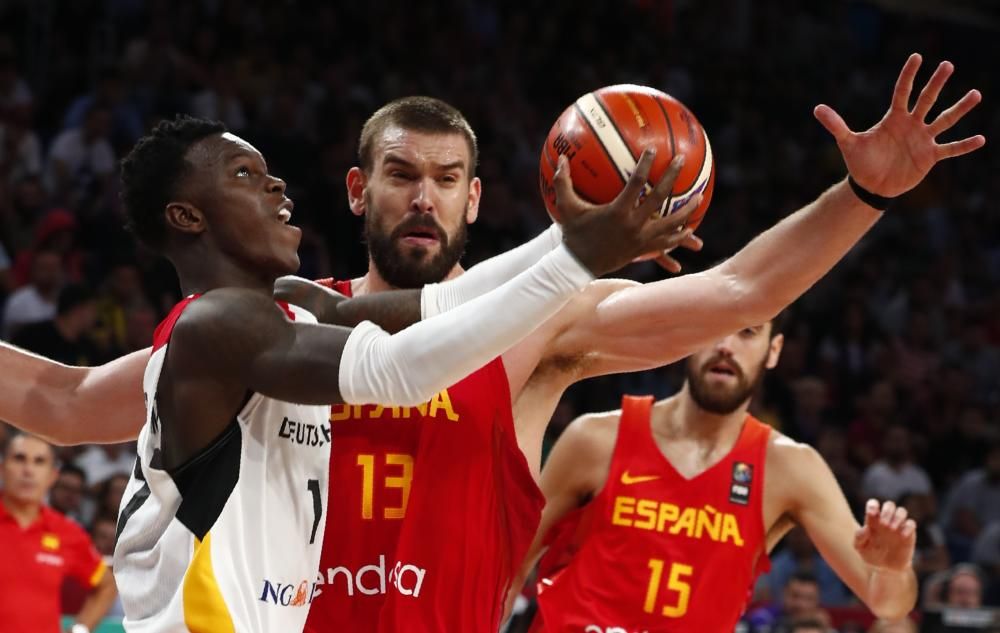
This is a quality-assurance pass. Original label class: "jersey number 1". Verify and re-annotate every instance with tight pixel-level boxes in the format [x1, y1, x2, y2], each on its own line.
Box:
[644, 559, 692, 618]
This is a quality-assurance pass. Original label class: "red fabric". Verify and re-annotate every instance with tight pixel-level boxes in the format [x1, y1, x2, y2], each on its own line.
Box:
[534, 396, 772, 633]
[0, 501, 105, 633]
[306, 279, 544, 633]
[151, 294, 201, 351]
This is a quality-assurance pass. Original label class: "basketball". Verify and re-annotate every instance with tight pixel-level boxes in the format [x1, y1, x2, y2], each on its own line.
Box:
[539, 85, 715, 231]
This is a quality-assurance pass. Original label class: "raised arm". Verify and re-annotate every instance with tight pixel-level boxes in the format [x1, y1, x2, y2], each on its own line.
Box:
[772, 440, 917, 619]
[551, 54, 984, 377]
[0, 341, 147, 445]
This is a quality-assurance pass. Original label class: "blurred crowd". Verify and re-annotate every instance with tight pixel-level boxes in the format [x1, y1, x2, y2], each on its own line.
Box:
[0, 0, 997, 628]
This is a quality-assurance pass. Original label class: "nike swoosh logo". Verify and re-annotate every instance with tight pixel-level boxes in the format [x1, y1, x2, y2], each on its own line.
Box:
[621, 471, 660, 485]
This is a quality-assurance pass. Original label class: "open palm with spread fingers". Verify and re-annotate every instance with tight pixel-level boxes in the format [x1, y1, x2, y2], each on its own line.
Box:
[814, 53, 985, 198]
[854, 499, 917, 572]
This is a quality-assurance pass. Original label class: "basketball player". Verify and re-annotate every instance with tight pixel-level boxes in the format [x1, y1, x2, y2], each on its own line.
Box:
[511, 315, 917, 632]
[0, 54, 984, 632]
[80, 114, 689, 632]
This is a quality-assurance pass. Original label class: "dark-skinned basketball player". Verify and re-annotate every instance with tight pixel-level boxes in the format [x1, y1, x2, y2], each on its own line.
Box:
[510, 314, 918, 633]
[0, 54, 985, 632]
[66, 116, 690, 632]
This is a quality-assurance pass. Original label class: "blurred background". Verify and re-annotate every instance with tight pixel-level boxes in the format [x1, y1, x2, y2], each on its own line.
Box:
[0, 0, 997, 631]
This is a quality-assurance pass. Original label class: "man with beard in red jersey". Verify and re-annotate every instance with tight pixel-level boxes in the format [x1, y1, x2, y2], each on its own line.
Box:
[511, 314, 917, 633]
[0, 55, 985, 632]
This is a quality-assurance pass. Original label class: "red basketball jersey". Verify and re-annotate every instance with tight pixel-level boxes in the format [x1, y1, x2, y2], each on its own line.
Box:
[534, 396, 771, 633]
[305, 279, 545, 633]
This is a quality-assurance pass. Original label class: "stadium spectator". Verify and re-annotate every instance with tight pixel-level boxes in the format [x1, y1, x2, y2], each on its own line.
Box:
[944, 441, 1000, 562]
[2, 249, 63, 338]
[861, 425, 933, 501]
[12, 283, 100, 366]
[746, 571, 833, 633]
[47, 463, 90, 526]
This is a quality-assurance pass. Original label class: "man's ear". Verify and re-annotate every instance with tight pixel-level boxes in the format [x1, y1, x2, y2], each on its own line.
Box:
[347, 167, 368, 217]
[165, 202, 207, 236]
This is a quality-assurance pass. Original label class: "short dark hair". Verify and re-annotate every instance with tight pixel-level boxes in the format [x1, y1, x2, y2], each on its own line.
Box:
[358, 96, 478, 176]
[1, 432, 57, 464]
[120, 115, 227, 250]
[57, 283, 95, 316]
[769, 308, 790, 337]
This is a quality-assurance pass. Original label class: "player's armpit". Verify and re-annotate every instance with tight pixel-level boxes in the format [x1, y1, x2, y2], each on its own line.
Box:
[0, 342, 147, 445]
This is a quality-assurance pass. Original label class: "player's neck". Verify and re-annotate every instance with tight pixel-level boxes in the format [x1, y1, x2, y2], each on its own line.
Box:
[1, 493, 41, 528]
[355, 258, 466, 296]
[666, 387, 750, 444]
[172, 251, 276, 296]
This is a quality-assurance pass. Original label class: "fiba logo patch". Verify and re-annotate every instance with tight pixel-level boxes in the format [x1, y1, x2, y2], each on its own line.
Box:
[729, 462, 753, 505]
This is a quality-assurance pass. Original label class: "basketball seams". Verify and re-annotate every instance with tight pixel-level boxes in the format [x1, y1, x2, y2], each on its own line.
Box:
[652, 95, 678, 216]
[574, 96, 633, 186]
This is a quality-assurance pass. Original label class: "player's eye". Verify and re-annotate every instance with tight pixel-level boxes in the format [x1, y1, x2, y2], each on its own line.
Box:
[236, 165, 251, 178]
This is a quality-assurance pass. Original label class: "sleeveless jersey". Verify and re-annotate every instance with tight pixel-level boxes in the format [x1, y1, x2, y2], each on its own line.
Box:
[304, 279, 545, 633]
[114, 296, 331, 633]
[534, 396, 771, 633]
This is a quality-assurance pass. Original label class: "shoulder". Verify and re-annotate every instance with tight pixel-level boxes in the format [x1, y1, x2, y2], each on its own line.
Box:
[766, 432, 829, 495]
[41, 505, 88, 540]
[563, 408, 623, 449]
[546, 409, 623, 495]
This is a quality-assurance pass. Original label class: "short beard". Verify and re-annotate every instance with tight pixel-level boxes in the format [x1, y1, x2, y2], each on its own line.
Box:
[685, 354, 768, 415]
[364, 198, 468, 290]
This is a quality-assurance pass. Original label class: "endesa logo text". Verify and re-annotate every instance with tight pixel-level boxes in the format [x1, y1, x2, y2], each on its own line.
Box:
[322, 555, 427, 597]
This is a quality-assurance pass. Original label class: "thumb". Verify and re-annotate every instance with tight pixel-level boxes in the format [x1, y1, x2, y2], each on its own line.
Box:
[814, 104, 853, 144]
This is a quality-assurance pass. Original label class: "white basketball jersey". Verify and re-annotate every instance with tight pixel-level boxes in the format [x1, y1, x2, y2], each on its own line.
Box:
[114, 296, 331, 632]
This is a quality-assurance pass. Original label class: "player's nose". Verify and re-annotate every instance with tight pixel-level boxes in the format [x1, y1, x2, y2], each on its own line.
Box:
[410, 180, 435, 214]
[267, 174, 287, 195]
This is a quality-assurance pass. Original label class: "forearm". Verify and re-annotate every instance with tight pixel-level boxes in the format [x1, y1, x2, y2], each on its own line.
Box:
[718, 178, 881, 319]
[422, 224, 562, 316]
[339, 244, 591, 405]
[75, 578, 117, 629]
[0, 342, 146, 445]
[865, 566, 917, 619]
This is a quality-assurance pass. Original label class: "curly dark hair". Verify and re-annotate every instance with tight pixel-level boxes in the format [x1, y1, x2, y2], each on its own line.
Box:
[120, 115, 227, 250]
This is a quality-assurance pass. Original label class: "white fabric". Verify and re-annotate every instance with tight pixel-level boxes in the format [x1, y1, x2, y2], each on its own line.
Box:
[341, 243, 592, 405]
[2, 286, 56, 338]
[115, 303, 330, 633]
[421, 223, 562, 318]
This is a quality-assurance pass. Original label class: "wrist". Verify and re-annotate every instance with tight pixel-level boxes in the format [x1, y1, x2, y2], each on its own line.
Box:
[847, 175, 894, 211]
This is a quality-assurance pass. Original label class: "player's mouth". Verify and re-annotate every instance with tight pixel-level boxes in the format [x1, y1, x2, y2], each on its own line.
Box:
[706, 361, 740, 378]
[277, 199, 295, 224]
[399, 228, 442, 247]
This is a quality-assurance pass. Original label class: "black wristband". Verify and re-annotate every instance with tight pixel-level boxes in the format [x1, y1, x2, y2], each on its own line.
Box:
[848, 175, 894, 211]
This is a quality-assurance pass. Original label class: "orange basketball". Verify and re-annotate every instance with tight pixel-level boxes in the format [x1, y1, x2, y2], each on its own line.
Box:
[539, 85, 714, 231]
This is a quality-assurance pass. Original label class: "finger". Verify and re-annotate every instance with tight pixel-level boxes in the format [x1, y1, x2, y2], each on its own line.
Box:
[854, 525, 870, 549]
[913, 60, 954, 121]
[617, 148, 657, 213]
[678, 233, 703, 252]
[864, 498, 881, 526]
[901, 519, 917, 539]
[652, 253, 682, 273]
[929, 89, 983, 136]
[813, 104, 852, 144]
[552, 154, 587, 217]
[890, 506, 909, 531]
[936, 134, 987, 160]
[891, 52, 923, 112]
[645, 199, 697, 238]
[880, 500, 897, 526]
[637, 154, 685, 219]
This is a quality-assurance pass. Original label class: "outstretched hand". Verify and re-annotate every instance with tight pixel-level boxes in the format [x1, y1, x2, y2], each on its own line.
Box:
[814, 53, 985, 198]
[854, 499, 917, 572]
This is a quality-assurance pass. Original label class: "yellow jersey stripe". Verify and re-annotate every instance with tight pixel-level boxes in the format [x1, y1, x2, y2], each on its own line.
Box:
[183, 532, 236, 633]
[88, 562, 107, 587]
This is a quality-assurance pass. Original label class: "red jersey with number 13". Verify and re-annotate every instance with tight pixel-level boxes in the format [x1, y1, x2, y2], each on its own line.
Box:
[305, 278, 545, 633]
[535, 395, 771, 633]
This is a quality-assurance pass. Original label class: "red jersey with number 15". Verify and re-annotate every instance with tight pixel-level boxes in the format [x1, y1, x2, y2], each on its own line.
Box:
[304, 278, 545, 633]
[534, 395, 771, 633]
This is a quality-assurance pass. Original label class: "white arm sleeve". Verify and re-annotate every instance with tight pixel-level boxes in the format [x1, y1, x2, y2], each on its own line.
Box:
[421, 224, 562, 318]
[339, 243, 590, 405]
